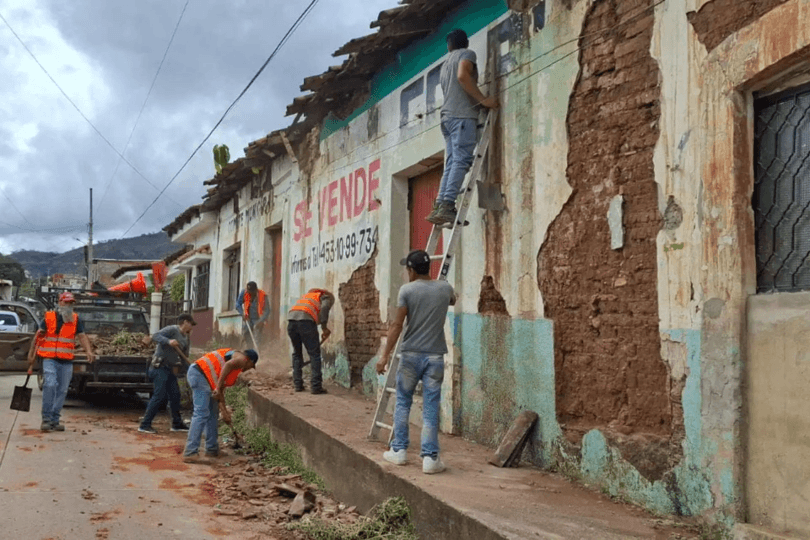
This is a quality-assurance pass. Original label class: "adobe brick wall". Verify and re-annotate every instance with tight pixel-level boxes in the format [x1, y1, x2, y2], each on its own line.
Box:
[537, 0, 682, 480]
[338, 254, 386, 386]
[687, 0, 792, 52]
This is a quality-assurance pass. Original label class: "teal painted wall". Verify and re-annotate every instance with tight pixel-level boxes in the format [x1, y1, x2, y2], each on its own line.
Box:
[321, 0, 508, 140]
[455, 313, 560, 466]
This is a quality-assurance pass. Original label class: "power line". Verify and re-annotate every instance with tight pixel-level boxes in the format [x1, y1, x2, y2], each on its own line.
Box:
[97, 0, 190, 209]
[120, 0, 324, 238]
[0, 10, 180, 203]
[0, 188, 37, 229]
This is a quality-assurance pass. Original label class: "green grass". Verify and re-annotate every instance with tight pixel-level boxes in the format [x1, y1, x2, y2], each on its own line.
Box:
[288, 496, 418, 540]
[220, 385, 323, 487]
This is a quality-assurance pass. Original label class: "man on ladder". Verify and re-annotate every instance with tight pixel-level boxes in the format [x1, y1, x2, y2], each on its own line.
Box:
[427, 28, 499, 228]
[376, 250, 456, 474]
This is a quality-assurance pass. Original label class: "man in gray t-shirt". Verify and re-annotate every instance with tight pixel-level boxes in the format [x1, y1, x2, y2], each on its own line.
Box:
[427, 28, 499, 228]
[377, 250, 455, 474]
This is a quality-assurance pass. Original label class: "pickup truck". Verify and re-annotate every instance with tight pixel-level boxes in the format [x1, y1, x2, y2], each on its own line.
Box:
[1, 291, 157, 396]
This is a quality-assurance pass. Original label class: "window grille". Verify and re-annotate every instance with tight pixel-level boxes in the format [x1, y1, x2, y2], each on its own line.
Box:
[753, 82, 810, 292]
[192, 262, 209, 309]
[225, 249, 240, 310]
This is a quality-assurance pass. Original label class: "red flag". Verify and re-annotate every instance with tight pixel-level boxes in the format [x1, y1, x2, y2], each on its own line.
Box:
[152, 262, 168, 290]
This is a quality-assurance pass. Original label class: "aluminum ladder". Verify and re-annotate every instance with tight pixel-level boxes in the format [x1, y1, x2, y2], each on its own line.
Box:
[368, 107, 498, 442]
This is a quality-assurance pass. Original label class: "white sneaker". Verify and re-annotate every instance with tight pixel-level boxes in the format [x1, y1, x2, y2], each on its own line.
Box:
[422, 456, 445, 474]
[383, 448, 407, 465]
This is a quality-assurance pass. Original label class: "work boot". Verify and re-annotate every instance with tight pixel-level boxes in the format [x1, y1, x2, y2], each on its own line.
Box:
[52, 423, 65, 432]
[425, 200, 441, 223]
[40, 421, 54, 432]
[311, 387, 328, 395]
[171, 423, 190, 432]
[428, 203, 457, 228]
[294, 385, 305, 392]
[182, 453, 203, 464]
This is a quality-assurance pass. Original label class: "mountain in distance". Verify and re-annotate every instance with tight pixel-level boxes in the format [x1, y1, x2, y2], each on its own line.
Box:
[10, 232, 183, 278]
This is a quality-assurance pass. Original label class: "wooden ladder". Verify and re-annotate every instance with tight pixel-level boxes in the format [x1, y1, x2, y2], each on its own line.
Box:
[368, 108, 498, 442]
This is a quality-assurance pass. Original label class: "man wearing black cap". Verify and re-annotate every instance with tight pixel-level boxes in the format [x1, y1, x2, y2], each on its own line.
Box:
[139, 313, 196, 434]
[376, 250, 455, 474]
[236, 281, 270, 349]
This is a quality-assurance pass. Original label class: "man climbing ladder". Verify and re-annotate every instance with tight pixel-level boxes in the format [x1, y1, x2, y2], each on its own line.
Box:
[427, 28, 499, 228]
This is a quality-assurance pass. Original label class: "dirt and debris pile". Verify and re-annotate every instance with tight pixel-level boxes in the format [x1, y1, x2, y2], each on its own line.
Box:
[90, 331, 154, 356]
[211, 458, 361, 527]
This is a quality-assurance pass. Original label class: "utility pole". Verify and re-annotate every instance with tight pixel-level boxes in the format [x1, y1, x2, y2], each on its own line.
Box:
[88, 188, 94, 286]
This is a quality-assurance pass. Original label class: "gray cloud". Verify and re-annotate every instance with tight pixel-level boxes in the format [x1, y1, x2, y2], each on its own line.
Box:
[0, 0, 393, 254]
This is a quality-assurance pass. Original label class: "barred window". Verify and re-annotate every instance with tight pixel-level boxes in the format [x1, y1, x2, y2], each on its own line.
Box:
[224, 248, 240, 311]
[192, 262, 209, 309]
[753, 82, 810, 293]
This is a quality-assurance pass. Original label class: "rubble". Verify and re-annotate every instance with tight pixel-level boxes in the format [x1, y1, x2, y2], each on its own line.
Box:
[90, 331, 154, 356]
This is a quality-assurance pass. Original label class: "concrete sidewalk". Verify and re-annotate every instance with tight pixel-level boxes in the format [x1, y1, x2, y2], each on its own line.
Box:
[244, 373, 699, 540]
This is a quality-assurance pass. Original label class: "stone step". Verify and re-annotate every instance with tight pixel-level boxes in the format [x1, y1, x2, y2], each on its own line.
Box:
[734, 523, 808, 540]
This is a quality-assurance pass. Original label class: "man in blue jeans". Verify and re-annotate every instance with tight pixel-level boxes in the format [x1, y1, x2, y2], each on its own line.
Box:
[376, 250, 456, 474]
[427, 28, 499, 228]
[138, 313, 196, 434]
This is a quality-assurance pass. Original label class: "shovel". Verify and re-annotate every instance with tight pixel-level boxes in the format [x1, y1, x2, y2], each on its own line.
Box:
[10, 375, 33, 412]
[245, 320, 259, 350]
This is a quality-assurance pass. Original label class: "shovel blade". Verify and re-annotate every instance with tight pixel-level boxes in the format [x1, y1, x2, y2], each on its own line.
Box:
[477, 181, 505, 211]
[10, 375, 32, 412]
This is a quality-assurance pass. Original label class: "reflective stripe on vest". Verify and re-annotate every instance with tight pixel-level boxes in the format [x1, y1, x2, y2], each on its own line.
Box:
[194, 348, 242, 390]
[290, 291, 322, 322]
[244, 289, 266, 319]
[39, 311, 77, 360]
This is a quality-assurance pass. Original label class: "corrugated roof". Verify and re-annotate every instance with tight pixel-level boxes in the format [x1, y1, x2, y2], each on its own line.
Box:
[183, 0, 458, 215]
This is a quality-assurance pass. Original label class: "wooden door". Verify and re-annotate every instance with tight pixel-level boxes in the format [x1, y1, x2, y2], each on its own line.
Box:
[409, 168, 443, 279]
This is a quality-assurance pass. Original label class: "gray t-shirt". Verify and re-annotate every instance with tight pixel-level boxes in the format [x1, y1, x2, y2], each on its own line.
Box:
[440, 48, 479, 119]
[398, 279, 455, 354]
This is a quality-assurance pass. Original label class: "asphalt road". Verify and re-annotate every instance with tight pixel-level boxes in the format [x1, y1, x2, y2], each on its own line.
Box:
[0, 374, 246, 540]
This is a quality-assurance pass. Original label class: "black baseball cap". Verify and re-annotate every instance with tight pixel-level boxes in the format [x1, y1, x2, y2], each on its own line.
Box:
[246, 281, 257, 291]
[178, 313, 197, 326]
[400, 249, 430, 268]
[243, 349, 259, 364]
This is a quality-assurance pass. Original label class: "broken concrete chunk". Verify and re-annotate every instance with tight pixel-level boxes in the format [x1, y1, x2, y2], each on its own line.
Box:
[288, 490, 316, 518]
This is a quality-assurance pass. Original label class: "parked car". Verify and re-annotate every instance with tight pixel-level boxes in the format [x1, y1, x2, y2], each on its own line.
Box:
[0, 311, 21, 332]
[0, 301, 40, 373]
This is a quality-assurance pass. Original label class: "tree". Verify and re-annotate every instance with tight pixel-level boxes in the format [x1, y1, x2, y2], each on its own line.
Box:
[170, 275, 185, 302]
[0, 254, 26, 286]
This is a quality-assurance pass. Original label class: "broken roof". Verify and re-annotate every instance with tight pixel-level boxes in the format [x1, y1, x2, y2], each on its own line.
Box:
[183, 0, 458, 215]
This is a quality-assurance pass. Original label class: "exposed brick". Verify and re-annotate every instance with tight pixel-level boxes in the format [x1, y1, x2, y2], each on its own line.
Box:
[687, 0, 792, 52]
[537, 0, 683, 481]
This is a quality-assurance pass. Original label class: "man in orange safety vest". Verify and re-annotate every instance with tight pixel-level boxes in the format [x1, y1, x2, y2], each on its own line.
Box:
[236, 281, 270, 349]
[183, 348, 258, 462]
[287, 288, 334, 394]
[27, 291, 95, 432]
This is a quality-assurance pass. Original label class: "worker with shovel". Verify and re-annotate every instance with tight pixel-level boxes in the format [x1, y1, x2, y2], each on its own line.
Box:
[26, 291, 96, 432]
[138, 313, 196, 435]
[236, 281, 270, 350]
[183, 348, 258, 463]
[288, 288, 334, 394]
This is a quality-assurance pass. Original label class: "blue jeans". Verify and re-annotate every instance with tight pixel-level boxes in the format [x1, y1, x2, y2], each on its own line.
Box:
[287, 320, 322, 390]
[140, 366, 183, 429]
[391, 352, 444, 458]
[184, 366, 219, 456]
[41, 359, 74, 424]
[438, 117, 477, 204]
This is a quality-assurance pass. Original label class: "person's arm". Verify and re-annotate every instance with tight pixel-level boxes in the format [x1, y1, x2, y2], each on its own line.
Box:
[376, 306, 408, 374]
[235, 290, 245, 317]
[152, 325, 179, 348]
[27, 330, 43, 373]
[211, 357, 251, 399]
[77, 332, 96, 364]
[319, 294, 333, 341]
[458, 59, 498, 109]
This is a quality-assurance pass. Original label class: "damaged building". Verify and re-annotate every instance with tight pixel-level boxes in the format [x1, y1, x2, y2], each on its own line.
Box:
[163, 0, 810, 534]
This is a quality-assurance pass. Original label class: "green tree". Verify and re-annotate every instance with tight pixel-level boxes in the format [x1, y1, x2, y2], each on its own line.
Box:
[0, 254, 26, 286]
[170, 274, 185, 302]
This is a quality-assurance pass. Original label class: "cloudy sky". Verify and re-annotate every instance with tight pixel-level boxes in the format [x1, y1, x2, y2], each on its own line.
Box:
[0, 0, 396, 255]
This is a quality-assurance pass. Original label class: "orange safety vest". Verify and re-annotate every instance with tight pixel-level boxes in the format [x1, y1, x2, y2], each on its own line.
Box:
[290, 290, 325, 322]
[194, 348, 242, 390]
[38, 311, 78, 360]
[243, 289, 267, 319]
